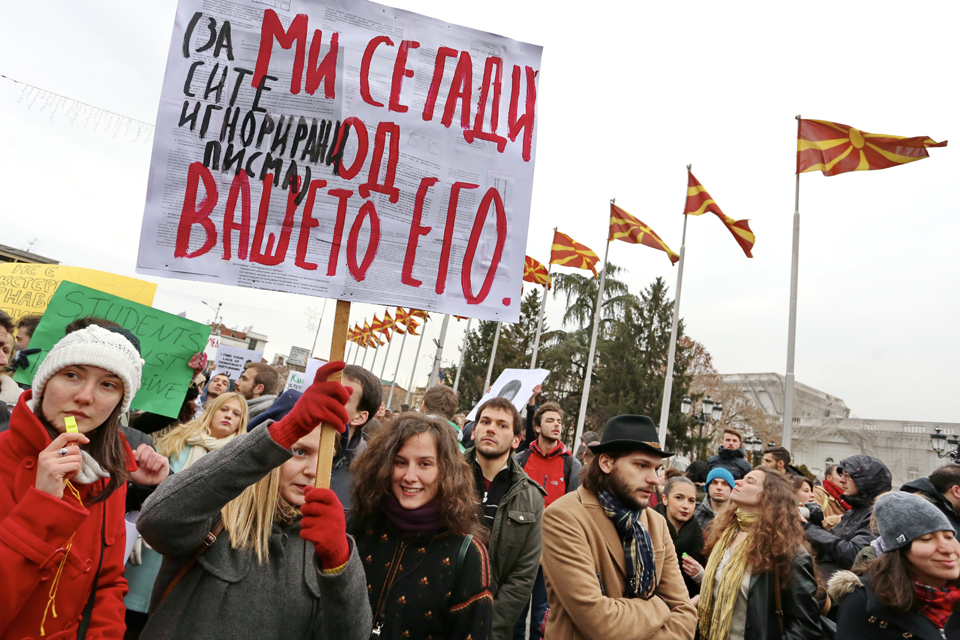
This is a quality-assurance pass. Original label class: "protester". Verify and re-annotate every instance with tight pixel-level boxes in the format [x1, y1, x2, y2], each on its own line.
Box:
[761, 445, 804, 476]
[15, 313, 42, 350]
[331, 364, 382, 511]
[575, 430, 599, 465]
[235, 361, 279, 419]
[540, 415, 698, 639]
[421, 383, 463, 446]
[697, 468, 822, 639]
[515, 383, 543, 453]
[792, 474, 817, 504]
[706, 428, 752, 480]
[466, 397, 546, 640]
[0, 324, 168, 639]
[513, 400, 580, 640]
[811, 464, 850, 531]
[805, 454, 892, 577]
[202, 372, 230, 407]
[0, 312, 17, 431]
[830, 491, 960, 639]
[695, 467, 734, 532]
[349, 412, 493, 639]
[154, 391, 248, 469]
[901, 463, 960, 535]
[654, 475, 705, 597]
[137, 361, 372, 640]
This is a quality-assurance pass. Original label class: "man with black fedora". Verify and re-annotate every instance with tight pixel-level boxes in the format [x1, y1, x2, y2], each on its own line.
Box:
[540, 415, 698, 640]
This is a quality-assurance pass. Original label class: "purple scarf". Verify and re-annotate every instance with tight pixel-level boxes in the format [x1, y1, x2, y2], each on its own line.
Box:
[383, 494, 442, 538]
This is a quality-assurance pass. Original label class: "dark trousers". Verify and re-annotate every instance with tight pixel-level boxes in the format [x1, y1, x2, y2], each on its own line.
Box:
[513, 566, 548, 640]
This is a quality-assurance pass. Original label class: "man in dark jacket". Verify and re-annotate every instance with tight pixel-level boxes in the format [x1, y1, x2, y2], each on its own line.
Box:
[706, 428, 753, 480]
[467, 397, 545, 640]
[901, 463, 960, 535]
[805, 454, 892, 575]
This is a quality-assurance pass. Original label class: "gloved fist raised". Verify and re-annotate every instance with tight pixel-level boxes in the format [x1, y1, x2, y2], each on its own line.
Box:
[300, 487, 350, 571]
[269, 361, 351, 449]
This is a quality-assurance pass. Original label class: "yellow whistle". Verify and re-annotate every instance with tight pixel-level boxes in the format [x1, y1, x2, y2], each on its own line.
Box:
[65, 416, 78, 433]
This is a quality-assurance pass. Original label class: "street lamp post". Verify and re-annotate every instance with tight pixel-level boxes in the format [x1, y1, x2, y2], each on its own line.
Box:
[743, 435, 763, 466]
[931, 428, 960, 462]
[680, 395, 723, 460]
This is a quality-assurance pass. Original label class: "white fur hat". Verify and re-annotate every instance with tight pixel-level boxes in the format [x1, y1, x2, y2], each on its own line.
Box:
[33, 325, 145, 413]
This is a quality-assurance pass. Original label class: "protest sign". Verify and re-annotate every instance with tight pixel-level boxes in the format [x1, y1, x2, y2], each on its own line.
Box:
[467, 367, 549, 421]
[14, 281, 211, 418]
[0, 263, 157, 323]
[284, 357, 329, 392]
[214, 344, 264, 380]
[136, 0, 541, 323]
[288, 345, 310, 367]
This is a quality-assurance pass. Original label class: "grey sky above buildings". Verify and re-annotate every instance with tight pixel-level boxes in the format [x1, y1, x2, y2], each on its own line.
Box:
[2, 0, 957, 424]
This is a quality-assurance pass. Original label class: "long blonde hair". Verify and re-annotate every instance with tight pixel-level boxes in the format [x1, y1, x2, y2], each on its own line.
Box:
[219, 465, 299, 563]
[155, 392, 249, 459]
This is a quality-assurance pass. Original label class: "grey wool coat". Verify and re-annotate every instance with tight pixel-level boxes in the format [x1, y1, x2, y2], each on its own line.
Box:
[137, 426, 372, 640]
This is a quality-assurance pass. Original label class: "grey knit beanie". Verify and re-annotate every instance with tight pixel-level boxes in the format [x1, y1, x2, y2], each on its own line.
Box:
[33, 325, 144, 413]
[875, 491, 952, 552]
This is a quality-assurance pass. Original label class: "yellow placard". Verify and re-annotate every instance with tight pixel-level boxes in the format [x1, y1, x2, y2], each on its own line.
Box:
[0, 264, 157, 323]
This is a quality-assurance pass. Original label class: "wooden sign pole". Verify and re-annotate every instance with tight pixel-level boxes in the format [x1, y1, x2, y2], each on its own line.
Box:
[315, 299, 352, 489]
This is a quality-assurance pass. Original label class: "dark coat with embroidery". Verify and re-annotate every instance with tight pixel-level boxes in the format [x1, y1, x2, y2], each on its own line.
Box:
[830, 571, 960, 640]
[349, 515, 493, 640]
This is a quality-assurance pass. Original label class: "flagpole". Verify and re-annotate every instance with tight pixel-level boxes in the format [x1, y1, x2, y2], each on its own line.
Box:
[658, 167, 691, 449]
[428, 314, 451, 387]
[369, 337, 381, 372]
[387, 328, 408, 409]
[405, 326, 428, 405]
[379, 333, 394, 381]
[360, 341, 369, 368]
[574, 210, 612, 448]
[483, 321, 502, 389]
[453, 318, 472, 393]
[529, 264, 552, 369]
[346, 334, 356, 364]
[782, 115, 802, 450]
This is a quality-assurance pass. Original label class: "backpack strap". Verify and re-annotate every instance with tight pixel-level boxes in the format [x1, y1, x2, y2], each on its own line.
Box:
[159, 520, 225, 605]
[455, 534, 474, 586]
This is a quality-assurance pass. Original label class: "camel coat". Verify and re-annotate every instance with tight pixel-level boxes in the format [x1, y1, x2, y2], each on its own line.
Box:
[541, 487, 697, 640]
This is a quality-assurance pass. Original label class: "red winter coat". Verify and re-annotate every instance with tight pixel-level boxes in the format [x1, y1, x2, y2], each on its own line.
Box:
[515, 440, 581, 508]
[0, 391, 134, 640]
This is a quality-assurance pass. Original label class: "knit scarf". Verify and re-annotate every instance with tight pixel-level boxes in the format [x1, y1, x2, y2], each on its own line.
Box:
[596, 490, 657, 600]
[697, 510, 759, 640]
[913, 580, 960, 630]
[383, 495, 442, 538]
[822, 478, 851, 511]
[184, 433, 235, 469]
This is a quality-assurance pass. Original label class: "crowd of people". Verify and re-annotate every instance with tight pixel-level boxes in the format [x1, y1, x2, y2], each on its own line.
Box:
[1, 309, 959, 639]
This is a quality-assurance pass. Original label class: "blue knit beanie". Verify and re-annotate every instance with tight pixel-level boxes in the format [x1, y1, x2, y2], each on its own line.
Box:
[705, 467, 736, 490]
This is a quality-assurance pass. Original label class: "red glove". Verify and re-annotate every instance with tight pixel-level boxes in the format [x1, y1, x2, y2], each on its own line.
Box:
[300, 487, 350, 571]
[269, 361, 351, 449]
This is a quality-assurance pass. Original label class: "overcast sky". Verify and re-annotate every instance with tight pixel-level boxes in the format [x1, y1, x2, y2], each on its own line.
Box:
[2, 0, 957, 424]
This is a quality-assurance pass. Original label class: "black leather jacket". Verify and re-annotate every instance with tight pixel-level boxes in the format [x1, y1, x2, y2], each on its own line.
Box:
[742, 550, 822, 640]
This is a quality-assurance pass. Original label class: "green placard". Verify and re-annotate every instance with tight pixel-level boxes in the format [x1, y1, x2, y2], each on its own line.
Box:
[14, 281, 211, 419]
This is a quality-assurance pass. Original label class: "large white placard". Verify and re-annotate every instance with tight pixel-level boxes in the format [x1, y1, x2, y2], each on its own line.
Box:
[215, 345, 264, 380]
[284, 357, 329, 392]
[137, 0, 541, 322]
[466, 367, 548, 421]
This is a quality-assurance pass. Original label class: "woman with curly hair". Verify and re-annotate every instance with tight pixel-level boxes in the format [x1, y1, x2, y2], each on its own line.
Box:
[698, 467, 822, 640]
[829, 491, 960, 639]
[348, 411, 492, 640]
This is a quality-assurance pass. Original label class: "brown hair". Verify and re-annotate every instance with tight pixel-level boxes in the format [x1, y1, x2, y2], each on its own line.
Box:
[350, 412, 485, 542]
[16, 313, 42, 335]
[664, 468, 683, 481]
[790, 474, 812, 494]
[533, 401, 564, 428]
[861, 545, 960, 612]
[475, 396, 522, 437]
[0, 311, 14, 334]
[421, 384, 459, 420]
[764, 446, 791, 468]
[722, 428, 742, 443]
[580, 452, 629, 494]
[704, 468, 811, 580]
[244, 362, 279, 396]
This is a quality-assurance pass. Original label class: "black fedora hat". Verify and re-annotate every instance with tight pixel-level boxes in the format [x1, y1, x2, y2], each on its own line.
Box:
[588, 415, 674, 458]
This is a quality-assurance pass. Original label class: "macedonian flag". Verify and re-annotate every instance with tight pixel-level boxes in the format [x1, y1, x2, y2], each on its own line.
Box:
[798, 119, 947, 177]
[550, 231, 599, 277]
[406, 317, 422, 336]
[608, 204, 679, 265]
[408, 309, 430, 321]
[685, 171, 755, 259]
[361, 321, 373, 347]
[523, 256, 550, 288]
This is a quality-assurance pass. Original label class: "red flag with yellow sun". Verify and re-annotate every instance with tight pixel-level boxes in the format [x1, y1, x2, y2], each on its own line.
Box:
[685, 171, 755, 259]
[798, 119, 946, 177]
[523, 256, 550, 288]
[549, 231, 599, 277]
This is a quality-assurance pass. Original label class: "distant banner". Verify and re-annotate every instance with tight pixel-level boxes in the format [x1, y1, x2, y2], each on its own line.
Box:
[14, 281, 210, 419]
[0, 263, 157, 323]
[284, 357, 329, 393]
[136, 0, 541, 323]
[467, 367, 548, 421]
[215, 345, 264, 380]
[288, 345, 310, 368]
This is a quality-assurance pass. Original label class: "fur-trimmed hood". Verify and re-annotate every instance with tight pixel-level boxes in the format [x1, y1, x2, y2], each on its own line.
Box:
[827, 570, 863, 605]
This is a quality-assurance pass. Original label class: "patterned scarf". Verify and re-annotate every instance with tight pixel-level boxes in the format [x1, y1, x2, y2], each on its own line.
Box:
[913, 580, 960, 629]
[698, 510, 758, 640]
[596, 490, 657, 600]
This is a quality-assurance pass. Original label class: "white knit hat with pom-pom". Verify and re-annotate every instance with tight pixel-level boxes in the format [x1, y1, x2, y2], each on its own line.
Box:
[33, 325, 144, 413]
